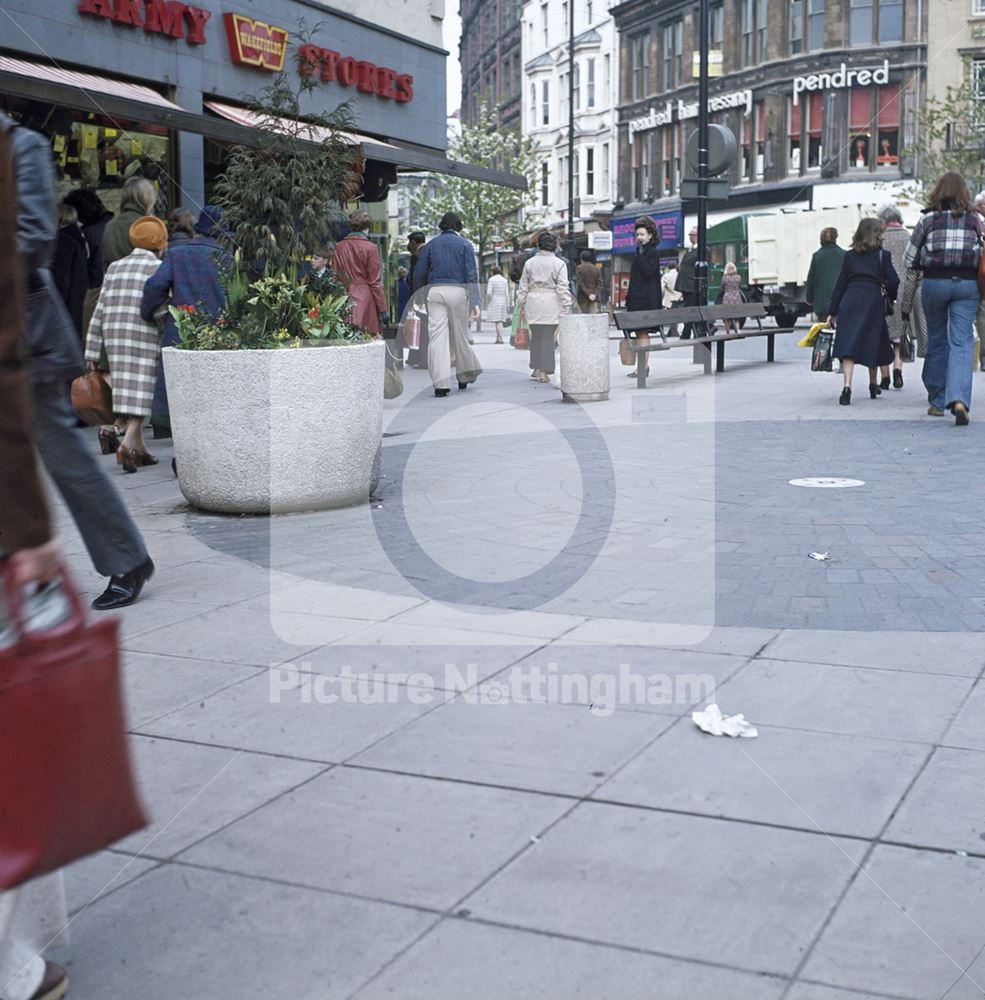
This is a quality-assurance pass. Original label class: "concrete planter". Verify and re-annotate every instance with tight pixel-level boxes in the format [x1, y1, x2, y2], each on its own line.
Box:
[162, 340, 385, 514]
[558, 313, 611, 402]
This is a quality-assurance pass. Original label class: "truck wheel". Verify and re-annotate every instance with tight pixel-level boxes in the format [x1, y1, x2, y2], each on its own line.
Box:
[775, 310, 798, 329]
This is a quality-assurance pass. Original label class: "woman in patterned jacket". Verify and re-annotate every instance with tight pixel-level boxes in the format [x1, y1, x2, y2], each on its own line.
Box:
[85, 216, 166, 472]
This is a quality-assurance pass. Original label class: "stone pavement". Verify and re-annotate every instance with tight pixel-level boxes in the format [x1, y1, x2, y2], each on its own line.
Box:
[46, 322, 985, 1000]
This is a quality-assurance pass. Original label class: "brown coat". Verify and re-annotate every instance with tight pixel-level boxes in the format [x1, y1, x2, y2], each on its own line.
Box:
[331, 233, 387, 335]
[0, 126, 51, 552]
[575, 261, 602, 307]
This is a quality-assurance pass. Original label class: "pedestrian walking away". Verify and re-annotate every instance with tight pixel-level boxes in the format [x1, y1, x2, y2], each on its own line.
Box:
[904, 170, 983, 424]
[404, 232, 429, 368]
[484, 265, 511, 343]
[804, 227, 846, 323]
[828, 218, 898, 405]
[331, 209, 388, 336]
[624, 216, 662, 378]
[877, 205, 912, 389]
[676, 225, 698, 338]
[515, 231, 571, 382]
[661, 261, 683, 337]
[575, 250, 602, 314]
[63, 187, 113, 338]
[719, 262, 743, 332]
[5, 110, 154, 612]
[413, 212, 482, 396]
[52, 201, 89, 339]
[85, 216, 166, 473]
[101, 176, 156, 270]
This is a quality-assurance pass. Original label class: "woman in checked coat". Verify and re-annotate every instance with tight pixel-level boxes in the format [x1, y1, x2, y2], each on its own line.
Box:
[85, 216, 166, 472]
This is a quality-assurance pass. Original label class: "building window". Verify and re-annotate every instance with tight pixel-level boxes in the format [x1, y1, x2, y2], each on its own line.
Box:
[757, 0, 768, 59]
[558, 155, 566, 206]
[879, 0, 903, 42]
[602, 141, 610, 196]
[973, 57, 985, 112]
[711, 3, 724, 48]
[542, 80, 550, 125]
[542, 3, 548, 46]
[848, 88, 872, 168]
[975, 0, 985, 15]
[788, 98, 802, 173]
[541, 162, 549, 205]
[632, 139, 643, 200]
[604, 54, 611, 97]
[808, 0, 825, 49]
[741, 0, 754, 66]
[587, 58, 596, 108]
[573, 149, 580, 198]
[573, 63, 581, 110]
[850, 0, 873, 45]
[631, 33, 650, 101]
[876, 85, 901, 168]
[662, 20, 683, 91]
[807, 91, 823, 167]
[586, 146, 595, 195]
[587, 0, 593, 22]
[530, 83, 537, 123]
[790, 0, 803, 53]
[753, 102, 766, 179]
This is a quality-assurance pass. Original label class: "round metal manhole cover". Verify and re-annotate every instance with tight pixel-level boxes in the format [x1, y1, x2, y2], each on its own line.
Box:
[788, 477, 865, 488]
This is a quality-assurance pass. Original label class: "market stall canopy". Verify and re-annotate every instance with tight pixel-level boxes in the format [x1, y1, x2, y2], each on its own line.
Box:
[0, 55, 526, 191]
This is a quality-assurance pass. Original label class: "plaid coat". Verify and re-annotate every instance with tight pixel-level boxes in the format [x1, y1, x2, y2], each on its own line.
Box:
[85, 249, 162, 417]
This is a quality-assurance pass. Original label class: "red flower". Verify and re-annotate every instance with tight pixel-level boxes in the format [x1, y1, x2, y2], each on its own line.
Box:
[178, 304, 196, 314]
[308, 307, 320, 320]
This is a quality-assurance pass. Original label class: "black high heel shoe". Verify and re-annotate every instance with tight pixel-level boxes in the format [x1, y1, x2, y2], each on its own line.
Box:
[839, 387, 852, 406]
[98, 428, 120, 455]
[457, 380, 469, 390]
[879, 376, 891, 391]
[434, 388, 450, 398]
[893, 369, 903, 389]
[869, 384, 881, 399]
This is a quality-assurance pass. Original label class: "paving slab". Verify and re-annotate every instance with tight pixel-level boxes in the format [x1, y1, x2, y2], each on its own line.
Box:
[138, 671, 437, 763]
[117, 735, 325, 858]
[718, 658, 973, 743]
[464, 802, 867, 976]
[786, 982, 914, 999]
[62, 852, 159, 916]
[182, 768, 571, 910]
[63, 866, 435, 1000]
[941, 679, 985, 751]
[143, 558, 274, 607]
[802, 846, 985, 1000]
[761, 629, 985, 676]
[350, 697, 671, 796]
[884, 747, 985, 854]
[240, 577, 425, 620]
[351, 918, 789, 1000]
[596, 717, 929, 837]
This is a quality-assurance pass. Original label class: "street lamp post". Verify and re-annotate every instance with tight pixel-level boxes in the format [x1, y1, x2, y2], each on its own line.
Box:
[567, 0, 575, 264]
[694, 0, 710, 314]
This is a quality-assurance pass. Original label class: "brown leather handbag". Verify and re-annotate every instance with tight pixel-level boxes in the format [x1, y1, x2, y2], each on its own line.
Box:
[619, 336, 636, 366]
[71, 368, 113, 424]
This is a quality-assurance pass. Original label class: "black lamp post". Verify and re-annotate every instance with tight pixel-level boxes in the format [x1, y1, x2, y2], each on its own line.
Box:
[694, 0, 710, 311]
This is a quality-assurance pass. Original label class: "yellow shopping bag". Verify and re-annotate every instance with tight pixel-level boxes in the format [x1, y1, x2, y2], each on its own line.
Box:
[799, 321, 830, 348]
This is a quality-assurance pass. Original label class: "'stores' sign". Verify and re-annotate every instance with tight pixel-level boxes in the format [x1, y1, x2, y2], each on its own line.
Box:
[224, 13, 288, 72]
[298, 44, 413, 103]
[77, 0, 210, 44]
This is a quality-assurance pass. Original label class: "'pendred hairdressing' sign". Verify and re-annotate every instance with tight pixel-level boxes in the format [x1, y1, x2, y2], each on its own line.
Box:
[77, 0, 210, 44]
[298, 44, 413, 103]
[224, 13, 288, 72]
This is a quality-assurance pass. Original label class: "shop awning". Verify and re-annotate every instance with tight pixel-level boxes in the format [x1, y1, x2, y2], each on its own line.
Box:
[0, 56, 526, 191]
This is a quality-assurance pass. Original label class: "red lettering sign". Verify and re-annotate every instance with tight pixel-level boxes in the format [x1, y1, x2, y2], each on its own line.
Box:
[296, 43, 413, 104]
[77, 0, 210, 44]
[223, 13, 289, 72]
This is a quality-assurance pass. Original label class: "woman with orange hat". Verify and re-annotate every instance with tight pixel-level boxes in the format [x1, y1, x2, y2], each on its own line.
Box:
[84, 215, 166, 472]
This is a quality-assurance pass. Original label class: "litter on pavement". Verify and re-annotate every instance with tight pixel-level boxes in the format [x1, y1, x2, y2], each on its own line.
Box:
[808, 551, 831, 561]
[692, 704, 759, 739]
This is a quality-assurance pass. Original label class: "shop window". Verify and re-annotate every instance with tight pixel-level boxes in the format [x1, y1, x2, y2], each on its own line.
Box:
[630, 33, 649, 100]
[739, 114, 751, 181]
[879, 0, 903, 41]
[754, 103, 766, 180]
[541, 162, 549, 205]
[586, 147, 595, 195]
[876, 85, 900, 168]
[790, 0, 803, 54]
[788, 98, 802, 174]
[850, 0, 873, 45]
[809, 0, 825, 49]
[848, 88, 873, 169]
[807, 92, 823, 168]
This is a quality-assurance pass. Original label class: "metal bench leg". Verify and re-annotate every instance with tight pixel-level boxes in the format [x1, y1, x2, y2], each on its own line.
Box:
[702, 344, 712, 375]
[636, 349, 646, 389]
[716, 340, 725, 373]
[767, 334, 775, 362]
[657, 325, 667, 344]
[692, 344, 703, 366]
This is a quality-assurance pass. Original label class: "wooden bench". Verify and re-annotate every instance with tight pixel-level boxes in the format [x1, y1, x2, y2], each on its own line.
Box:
[614, 303, 796, 387]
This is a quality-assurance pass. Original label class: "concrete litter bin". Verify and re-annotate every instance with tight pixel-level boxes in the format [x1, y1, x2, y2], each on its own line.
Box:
[557, 313, 610, 403]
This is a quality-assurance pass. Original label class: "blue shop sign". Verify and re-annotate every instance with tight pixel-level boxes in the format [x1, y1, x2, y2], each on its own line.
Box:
[612, 210, 684, 254]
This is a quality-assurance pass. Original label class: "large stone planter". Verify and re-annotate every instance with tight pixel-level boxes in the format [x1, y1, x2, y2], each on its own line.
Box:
[558, 313, 610, 402]
[162, 340, 385, 514]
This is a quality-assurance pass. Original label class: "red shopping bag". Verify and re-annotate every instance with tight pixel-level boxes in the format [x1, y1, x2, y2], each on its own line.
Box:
[511, 310, 530, 350]
[403, 313, 421, 351]
[0, 566, 147, 890]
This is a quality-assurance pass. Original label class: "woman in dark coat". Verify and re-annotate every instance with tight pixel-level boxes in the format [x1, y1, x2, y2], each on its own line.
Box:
[52, 202, 89, 338]
[63, 187, 113, 336]
[624, 215, 661, 378]
[828, 217, 899, 405]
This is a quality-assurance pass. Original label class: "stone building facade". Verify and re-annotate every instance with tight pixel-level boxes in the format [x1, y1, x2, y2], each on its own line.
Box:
[611, 0, 926, 217]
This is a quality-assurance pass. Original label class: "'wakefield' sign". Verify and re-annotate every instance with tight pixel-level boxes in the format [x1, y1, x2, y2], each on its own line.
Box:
[77, 0, 211, 43]
[224, 13, 288, 71]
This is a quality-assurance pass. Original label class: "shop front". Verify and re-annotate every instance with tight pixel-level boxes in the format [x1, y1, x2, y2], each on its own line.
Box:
[608, 207, 683, 309]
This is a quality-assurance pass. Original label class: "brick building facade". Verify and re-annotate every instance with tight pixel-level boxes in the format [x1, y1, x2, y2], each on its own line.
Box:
[459, 0, 524, 126]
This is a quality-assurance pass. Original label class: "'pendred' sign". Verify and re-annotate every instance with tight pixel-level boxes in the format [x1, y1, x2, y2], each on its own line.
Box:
[77, 0, 211, 44]
[224, 13, 289, 72]
[298, 44, 413, 103]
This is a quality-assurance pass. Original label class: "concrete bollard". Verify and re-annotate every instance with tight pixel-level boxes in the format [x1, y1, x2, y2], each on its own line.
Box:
[557, 313, 610, 403]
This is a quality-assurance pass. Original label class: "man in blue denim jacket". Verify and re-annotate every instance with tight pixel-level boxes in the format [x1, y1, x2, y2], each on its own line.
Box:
[413, 212, 483, 395]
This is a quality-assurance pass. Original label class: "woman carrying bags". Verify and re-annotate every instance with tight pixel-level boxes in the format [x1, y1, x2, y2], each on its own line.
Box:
[515, 231, 571, 383]
[827, 218, 898, 405]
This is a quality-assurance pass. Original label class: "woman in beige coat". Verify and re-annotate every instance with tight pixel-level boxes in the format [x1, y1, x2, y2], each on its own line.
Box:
[516, 232, 572, 382]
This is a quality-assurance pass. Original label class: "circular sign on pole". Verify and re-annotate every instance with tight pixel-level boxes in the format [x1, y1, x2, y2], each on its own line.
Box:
[686, 124, 737, 176]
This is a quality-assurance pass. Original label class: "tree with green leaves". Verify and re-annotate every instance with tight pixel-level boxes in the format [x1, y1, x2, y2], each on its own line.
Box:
[215, 26, 361, 276]
[904, 83, 985, 202]
[408, 103, 541, 268]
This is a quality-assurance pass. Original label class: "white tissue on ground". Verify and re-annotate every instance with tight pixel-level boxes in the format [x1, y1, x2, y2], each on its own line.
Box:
[692, 703, 759, 739]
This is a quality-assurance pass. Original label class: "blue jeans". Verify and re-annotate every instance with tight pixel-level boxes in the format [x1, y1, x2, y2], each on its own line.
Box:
[921, 278, 979, 411]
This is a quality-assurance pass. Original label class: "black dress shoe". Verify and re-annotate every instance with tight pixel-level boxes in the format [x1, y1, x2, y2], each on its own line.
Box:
[434, 388, 451, 397]
[457, 380, 469, 390]
[91, 557, 155, 611]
